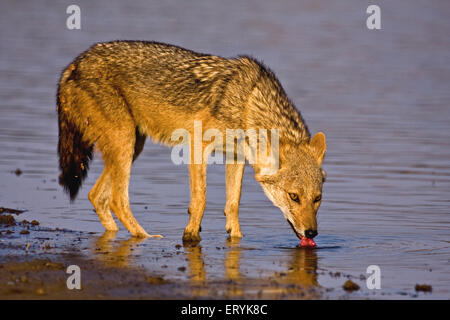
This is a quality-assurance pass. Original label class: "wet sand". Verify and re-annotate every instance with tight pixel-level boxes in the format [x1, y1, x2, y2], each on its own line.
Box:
[1, 209, 323, 299]
[1, 207, 436, 299]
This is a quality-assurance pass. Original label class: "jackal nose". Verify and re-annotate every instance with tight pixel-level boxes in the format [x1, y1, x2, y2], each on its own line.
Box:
[305, 229, 318, 239]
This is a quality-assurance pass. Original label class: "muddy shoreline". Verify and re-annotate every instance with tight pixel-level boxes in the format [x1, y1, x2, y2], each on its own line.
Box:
[1, 207, 436, 300]
[0, 207, 438, 299]
[0, 209, 325, 299]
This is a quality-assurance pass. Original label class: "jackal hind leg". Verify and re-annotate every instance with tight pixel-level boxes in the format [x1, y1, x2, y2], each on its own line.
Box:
[88, 169, 118, 231]
[104, 131, 162, 239]
[224, 163, 245, 238]
[183, 162, 207, 243]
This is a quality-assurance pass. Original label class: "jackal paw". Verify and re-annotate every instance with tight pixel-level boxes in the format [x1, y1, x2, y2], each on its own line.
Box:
[230, 230, 243, 239]
[226, 226, 243, 239]
[149, 234, 164, 238]
[182, 230, 201, 243]
[132, 230, 163, 239]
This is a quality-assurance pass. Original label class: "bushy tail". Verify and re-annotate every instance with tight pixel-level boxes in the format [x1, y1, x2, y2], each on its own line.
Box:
[57, 95, 93, 201]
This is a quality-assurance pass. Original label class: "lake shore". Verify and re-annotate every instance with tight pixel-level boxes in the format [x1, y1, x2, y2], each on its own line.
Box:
[0, 208, 325, 300]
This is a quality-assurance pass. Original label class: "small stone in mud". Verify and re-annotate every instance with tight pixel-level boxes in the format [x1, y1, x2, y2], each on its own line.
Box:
[415, 284, 432, 292]
[177, 266, 186, 272]
[145, 276, 167, 285]
[0, 214, 15, 226]
[175, 244, 182, 250]
[20, 230, 30, 235]
[31, 220, 39, 226]
[35, 288, 45, 295]
[343, 280, 360, 292]
[14, 168, 22, 176]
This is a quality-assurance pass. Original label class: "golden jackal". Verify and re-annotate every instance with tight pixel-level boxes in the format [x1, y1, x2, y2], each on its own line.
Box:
[57, 41, 326, 242]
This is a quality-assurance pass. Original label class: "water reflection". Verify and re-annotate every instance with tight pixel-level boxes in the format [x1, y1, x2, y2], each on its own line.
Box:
[184, 238, 319, 298]
[92, 231, 146, 268]
[183, 243, 208, 296]
[224, 238, 243, 297]
[283, 248, 318, 288]
[90, 233, 320, 297]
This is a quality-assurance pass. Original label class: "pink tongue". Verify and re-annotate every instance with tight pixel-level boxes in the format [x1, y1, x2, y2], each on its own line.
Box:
[300, 237, 317, 247]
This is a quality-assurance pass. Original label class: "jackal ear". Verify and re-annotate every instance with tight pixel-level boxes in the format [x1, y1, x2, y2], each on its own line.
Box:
[309, 132, 326, 166]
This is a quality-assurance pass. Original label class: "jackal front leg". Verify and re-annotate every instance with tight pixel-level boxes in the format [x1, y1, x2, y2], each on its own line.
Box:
[183, 162, 207, 243]
[224, 163, 245, 238]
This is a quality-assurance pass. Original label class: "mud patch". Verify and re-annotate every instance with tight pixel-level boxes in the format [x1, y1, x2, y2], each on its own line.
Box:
[0, 214, 16, 226]
[0, 207, 25, 215]
[0, 215, 324, 299]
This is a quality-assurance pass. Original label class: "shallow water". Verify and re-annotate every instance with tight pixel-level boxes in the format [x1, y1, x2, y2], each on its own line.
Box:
[0, 0, 449, 299]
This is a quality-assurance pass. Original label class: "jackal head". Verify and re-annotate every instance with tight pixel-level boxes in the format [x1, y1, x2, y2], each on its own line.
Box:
[254, 132, 326, 240]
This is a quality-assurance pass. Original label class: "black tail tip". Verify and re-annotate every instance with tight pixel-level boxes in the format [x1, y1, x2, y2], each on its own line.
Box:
[59, 173, 82, 201]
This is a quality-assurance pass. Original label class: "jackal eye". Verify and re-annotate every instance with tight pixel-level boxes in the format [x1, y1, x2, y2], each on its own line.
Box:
[314, 195, 322, 203]
[289, 193, 300, 203]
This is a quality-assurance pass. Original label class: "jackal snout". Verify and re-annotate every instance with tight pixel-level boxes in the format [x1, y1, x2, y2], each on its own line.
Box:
[304, 229, 318, 239]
